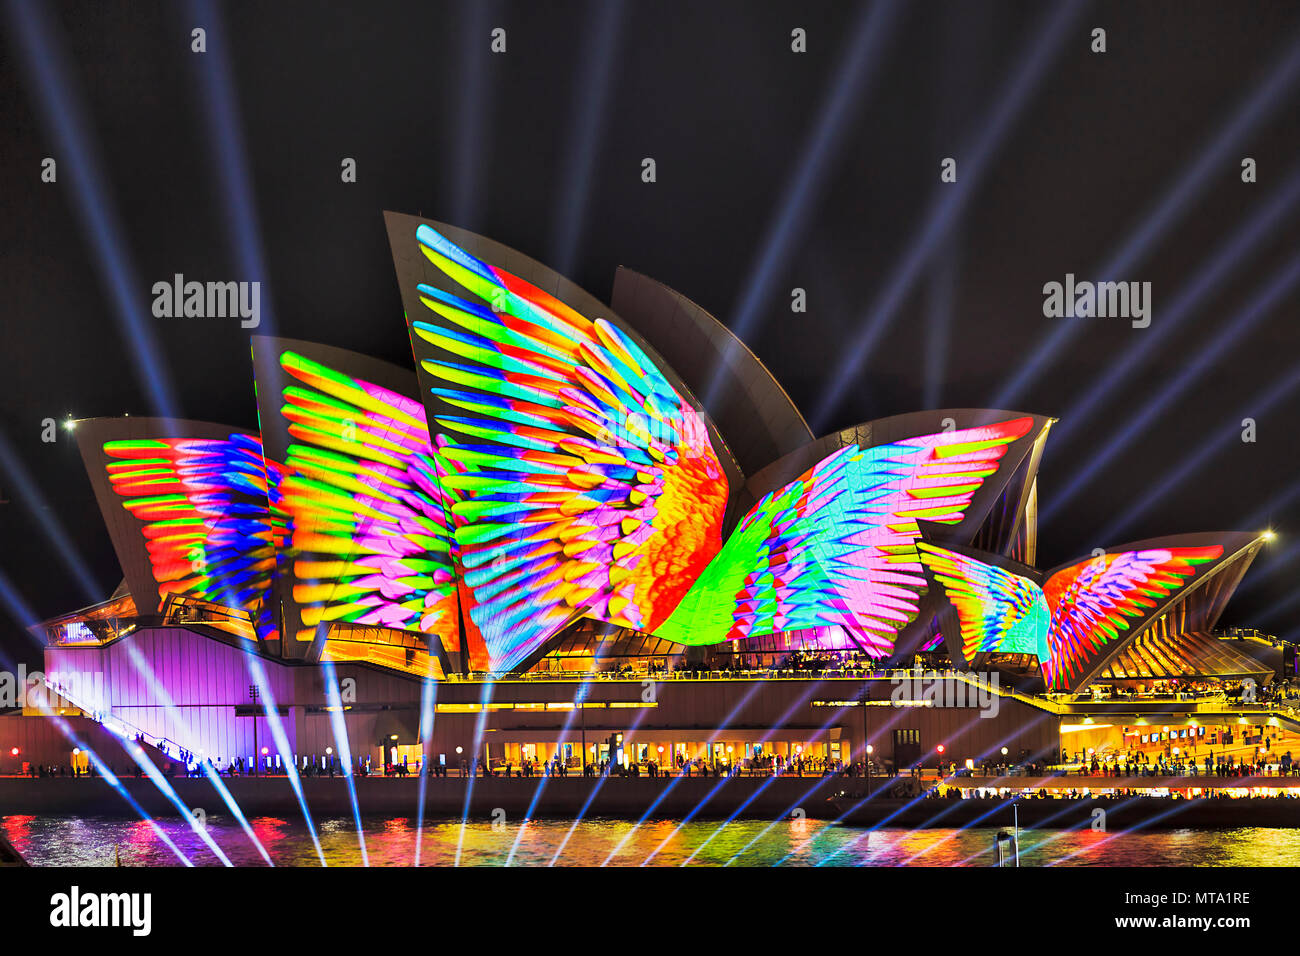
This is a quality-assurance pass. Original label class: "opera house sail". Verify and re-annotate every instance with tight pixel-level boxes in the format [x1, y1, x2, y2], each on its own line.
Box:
[14, 213, 1273, 788]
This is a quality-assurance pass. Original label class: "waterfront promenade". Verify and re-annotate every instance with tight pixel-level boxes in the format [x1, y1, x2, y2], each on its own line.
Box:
[6, 770, 1300, 827]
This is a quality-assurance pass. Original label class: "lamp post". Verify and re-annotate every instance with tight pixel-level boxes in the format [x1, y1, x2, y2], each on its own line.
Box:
[1013, 801, 1020, 866]
[249, 684, 260, 776]
[860, 684, 869, 781]
[865, 744, 873, 797]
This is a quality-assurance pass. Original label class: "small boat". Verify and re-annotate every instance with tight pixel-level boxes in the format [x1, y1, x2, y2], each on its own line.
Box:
[0, 832, 29, 867]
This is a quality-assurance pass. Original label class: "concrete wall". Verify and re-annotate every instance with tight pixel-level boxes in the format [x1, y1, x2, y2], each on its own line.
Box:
[417, 674, 1059, 771]
[38, 629, 424, 770]
[30, 627, 1060, 774]
[0, 714, 141, 776]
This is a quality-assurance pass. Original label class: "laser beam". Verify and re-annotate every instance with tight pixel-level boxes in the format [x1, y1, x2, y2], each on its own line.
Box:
[702, 0, 903, 410]
[4, 0, 182, 420]
[1046, 253, 1300, 523]
[809, 0, 1085, 431]
[992, 30, 1300, 410]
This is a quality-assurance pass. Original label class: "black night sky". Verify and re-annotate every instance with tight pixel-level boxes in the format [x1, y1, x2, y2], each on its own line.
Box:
[2, 0, 1299, 667]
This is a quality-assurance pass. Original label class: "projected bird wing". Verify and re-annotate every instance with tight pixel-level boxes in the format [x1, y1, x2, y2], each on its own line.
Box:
[103, 432, 284, 638]
[411, 225, 728, 672]
[917, 542, 1050, 663]
[653, 417, 1034, 655]
[1041, 546, 1223, 689]
[272, 350, 460, 650]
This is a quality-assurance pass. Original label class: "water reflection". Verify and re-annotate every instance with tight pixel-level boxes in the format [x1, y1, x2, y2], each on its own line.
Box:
[4, 815, 1297, 867]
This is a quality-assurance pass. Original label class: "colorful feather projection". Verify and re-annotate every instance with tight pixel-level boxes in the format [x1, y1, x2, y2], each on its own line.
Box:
[1041, 546, 1222, 689]
[269, 348, 463, 660]
[102, 433, 284, 638]
[918, 542, 1050, 662]
[655, 418, 1034, 653]
[920, 542, 1224, 688]
[411, 224, 728, 672]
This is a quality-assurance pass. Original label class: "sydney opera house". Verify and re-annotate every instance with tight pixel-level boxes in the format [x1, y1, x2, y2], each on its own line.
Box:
[2, 213, 1286, 780]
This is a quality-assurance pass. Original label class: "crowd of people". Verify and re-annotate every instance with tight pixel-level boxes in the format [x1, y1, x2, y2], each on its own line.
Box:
[1063, 750, 1300, 778]
[450, 750, 854, 780]
[925, 785, 1300, 802]
[510, 649, 908, 681]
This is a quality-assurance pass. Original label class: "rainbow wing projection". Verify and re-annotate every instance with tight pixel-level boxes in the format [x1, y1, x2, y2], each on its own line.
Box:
[102, 433, 283, 637]
[919, 543, 1225, 685]
[71, 216, 1260, 685]
[653, 418, 1034, 655]
[269, 349, 460, 652]
[410, 224, 729, 672]
[918, 542, 1049, 662]
[1041, 546, 1222, 689]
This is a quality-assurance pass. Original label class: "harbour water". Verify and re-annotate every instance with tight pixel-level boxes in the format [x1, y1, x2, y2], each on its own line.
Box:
[4, 815, 1299, 867]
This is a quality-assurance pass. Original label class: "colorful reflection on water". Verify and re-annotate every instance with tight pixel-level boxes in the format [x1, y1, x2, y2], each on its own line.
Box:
[5, 815, 1300, 867]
